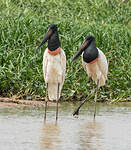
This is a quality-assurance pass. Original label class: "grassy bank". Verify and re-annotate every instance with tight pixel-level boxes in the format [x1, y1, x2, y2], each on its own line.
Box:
[0, 0, 131, 102]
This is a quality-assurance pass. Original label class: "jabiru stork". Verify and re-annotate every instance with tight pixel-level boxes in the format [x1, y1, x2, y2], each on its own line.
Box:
[37, 24, 66, 122]
[72, 35, 108, 119]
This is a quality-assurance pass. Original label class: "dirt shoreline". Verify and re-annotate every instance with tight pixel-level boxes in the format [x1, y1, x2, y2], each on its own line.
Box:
[0, 97, 131, 109]
[0, 97, 57, 108]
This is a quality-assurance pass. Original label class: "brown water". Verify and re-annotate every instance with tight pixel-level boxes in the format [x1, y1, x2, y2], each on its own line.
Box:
[0, 102, 131, 150]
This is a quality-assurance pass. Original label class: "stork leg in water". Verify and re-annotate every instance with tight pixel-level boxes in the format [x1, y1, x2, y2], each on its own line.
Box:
[73, 80, 99, 119]
[73, 89, 94, 117]
[56, 83, 60, 122]
[73, 79, 99, 119]
[94, 80, 99, 119]
[44, 83, 48, 122]
[73, 78, 94, 117]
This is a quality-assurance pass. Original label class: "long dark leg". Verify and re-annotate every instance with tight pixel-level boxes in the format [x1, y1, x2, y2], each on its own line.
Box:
[94, 80, 99, 119]
[90, 78, 94, 93]
[56, 83, 60, 122]
[44, 83, 48, 123]
[73, 79, 94, 117]
[72, 90, 94, 117]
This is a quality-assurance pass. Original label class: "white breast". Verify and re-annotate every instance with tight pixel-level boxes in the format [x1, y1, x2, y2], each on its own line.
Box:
[43, 48, 66, 100]
[82, 48, 108, 87]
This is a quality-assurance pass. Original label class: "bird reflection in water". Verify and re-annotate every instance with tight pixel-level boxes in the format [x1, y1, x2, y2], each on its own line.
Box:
[40, 123, 61, 150]
[79, 120, 103, 150]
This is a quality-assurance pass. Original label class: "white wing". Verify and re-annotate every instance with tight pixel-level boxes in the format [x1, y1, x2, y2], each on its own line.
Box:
[97, 49, 108, 80]
[43, 48, 48, 82]
[60, 48, 66, 86]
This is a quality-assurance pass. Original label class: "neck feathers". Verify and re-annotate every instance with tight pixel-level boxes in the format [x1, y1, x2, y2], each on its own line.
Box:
[48, 47, 61, 56]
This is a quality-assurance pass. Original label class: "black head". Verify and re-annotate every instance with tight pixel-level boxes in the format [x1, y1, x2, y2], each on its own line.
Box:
[37, 24, 58, 49]
[85, 35, 95, 41]
[71, 35, 95, 62]
[49, 24, 57, 31]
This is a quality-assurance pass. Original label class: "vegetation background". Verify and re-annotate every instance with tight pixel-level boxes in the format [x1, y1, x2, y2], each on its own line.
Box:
[0, 0, 131, 102]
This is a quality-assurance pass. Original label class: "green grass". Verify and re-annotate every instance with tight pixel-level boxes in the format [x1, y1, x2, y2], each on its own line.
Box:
[0, 0, 131, 102]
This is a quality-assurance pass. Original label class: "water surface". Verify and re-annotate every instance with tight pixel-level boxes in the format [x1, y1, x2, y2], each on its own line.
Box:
[0, 102, 131, 150]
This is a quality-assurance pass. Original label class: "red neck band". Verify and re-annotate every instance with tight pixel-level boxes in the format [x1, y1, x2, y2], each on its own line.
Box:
[88, 57, 98, 64]
[48, 47, 61, 56]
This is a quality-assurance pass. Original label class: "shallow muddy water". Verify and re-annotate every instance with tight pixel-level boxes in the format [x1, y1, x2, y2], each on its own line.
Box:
[0, 102, 131, 150]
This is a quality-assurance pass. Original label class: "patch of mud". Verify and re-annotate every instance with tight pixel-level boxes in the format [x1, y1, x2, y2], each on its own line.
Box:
[0, 97, 57, 108]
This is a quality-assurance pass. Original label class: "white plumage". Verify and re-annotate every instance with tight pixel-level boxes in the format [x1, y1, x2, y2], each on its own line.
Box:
[72, 35, 108, 118]
[82, 48, 108, 87]
[37, 24, 66, 122]
[43, 48, 66, 101]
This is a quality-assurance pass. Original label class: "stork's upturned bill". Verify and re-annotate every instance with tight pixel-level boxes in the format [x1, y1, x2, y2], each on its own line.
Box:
[71, 40, 88, 62]
[37, 29, 53, 49]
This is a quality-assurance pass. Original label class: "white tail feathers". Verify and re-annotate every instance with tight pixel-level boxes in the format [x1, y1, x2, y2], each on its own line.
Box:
[98, 75, 106, 87]
[47, 83, 60, 101]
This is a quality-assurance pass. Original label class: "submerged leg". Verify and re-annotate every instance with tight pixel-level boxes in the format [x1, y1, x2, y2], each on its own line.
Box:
[72, 89, 94, 117]
[44, 83, 48, 123]
[56, 83, 60, 122]
[73, 79, 95, 117]
[94, 80, 99, 119]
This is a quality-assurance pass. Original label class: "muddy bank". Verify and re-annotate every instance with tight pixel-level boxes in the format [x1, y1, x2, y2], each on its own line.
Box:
[0, 97, 57, 108]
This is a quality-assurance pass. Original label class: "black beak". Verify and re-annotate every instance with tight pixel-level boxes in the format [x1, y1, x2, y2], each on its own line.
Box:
[71, 40, 88, 62]
[37, 29, 53, 49]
